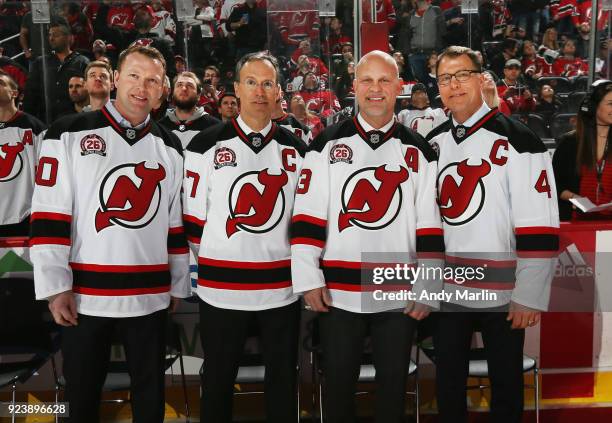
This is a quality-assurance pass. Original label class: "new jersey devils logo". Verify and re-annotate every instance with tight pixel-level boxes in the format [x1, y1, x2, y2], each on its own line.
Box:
[338, 165, 408, 232]
[0, 143, 24, 182]
[226, 169, 288, 237]
[438, 159, 491, 225]
[95, 161, 166, 232]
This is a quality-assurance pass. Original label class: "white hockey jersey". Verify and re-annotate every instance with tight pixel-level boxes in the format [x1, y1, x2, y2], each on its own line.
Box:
[183, 116, 306, 310]
[397, 107, 447, 138]
[0, 111, 46, 237]
[31, 103, 191, 317]
[426, 104, 560, 310]
[159, 107, 220, 150]
[291, 115, 444, 313]
[273, 112, 313, 146]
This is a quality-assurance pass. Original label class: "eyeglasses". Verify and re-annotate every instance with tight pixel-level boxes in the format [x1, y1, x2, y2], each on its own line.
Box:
[437, 70, 481, 86]
[241, 78, 277, 91]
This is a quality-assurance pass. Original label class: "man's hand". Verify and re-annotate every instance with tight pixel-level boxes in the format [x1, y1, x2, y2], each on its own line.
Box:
[507, 301, 540, 329]
[48, 291, 78, 326]
[303, 287, 332, 312]
[404, 301, 431, 320]
[169, 297, 181, 313]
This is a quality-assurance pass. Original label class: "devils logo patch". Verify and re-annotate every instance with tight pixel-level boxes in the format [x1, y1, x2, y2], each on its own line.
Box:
[438, 159, 491, 225]
[226, 169, 288, 237]
[95, 161, 166, 232]
[0, 143, 24, 182]
[338, 165, 409, 232]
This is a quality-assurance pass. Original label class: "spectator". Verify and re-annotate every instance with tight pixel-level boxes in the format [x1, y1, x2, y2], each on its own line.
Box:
[443, 0, 475, 48]
[19, 11, 60, 65]
[226, 0, 267, 59]
[277, 10, 321, 54]
[91, 39, 112, 65]
[95, 3, 177, 79]
[335, 60, 355, 99]
[540, 26, 560, 51]
[331, 42, 354, 80]
[68, 76, 89, 113]
[490, 37, 519, 78]
[150, 0, 177, 45]
[406, 0, 446, 82]
[0, 47, 27, 92]
[82, 60, 113, 112]
[175, 55, 187, 73]
[323, 17, 352, 56]
[510, 0, 541, 41]
[102, 1, 135, 32]
[198, 65, 225, 117]
[160, 72, 220, 149]
[185, 0, 217, 70]
[553, 80, 612, 220]
[496, 58, 524, 97]
[522, 39, 544, 81]
[290, 39, 330, 77]
[60, 2, 94, 54]
[422, 51, 440, 102]
[151, 75, 171, 121]
[489, 0, 513, 40]
[218, 92, 239, 121]
[272, 89, 313, 145]
[362, 0, 397, 29]
[297, 72, 341, 117]
[23, 22, 90, 123]
[397, 82, 447, 136]
[535, 83, 562, 119]
[497, 59, 536, 113]
[290, 94, 324, 138]
[482, 70, 512, 115]
[392, 51, 415, 82]
[551, 0, 577, 36]
[552, 38, 588, 77]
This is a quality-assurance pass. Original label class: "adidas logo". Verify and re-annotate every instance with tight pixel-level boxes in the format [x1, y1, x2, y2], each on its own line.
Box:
[554, 243, 593, 278]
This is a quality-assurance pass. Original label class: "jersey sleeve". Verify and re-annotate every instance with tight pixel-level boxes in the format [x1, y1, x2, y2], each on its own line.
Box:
[182, 145, 213, 256]
[290, 143, 329, 294]
[30, 134, 74, 300]
[167, 150, 191, 298]
[508, 145, 560, 310]
[404, 139, 445, 308]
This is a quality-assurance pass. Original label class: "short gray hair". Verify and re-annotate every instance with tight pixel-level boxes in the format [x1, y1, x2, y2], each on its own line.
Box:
[235, 51, 281, 84]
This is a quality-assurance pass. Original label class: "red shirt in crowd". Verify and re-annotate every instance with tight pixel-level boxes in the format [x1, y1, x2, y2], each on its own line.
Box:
[575, 162, 612, 220]
[552, 56, 589, 77]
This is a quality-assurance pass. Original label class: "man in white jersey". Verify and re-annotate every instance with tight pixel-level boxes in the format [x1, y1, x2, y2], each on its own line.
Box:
[183, 52, 305, 422]
[31, 45, 190, 423]
[291, 50, 443, 422]
[427, 45, 559, 423]
[0, 70, 46, 238]
[159, 71, 219, 150]
[397, 82, 447, 137]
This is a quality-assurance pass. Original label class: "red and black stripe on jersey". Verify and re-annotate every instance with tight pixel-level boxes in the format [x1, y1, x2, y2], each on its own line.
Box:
[168, 226, 188, 254]
[197, 258, 291, 290]
[69, 262, 171, 295]
[43, 108, 183, 156]
[0, 218, 30, 238]
[30, 212, 71, 246]
[291, 214, 326, 248]
[183, 215, 205, 244]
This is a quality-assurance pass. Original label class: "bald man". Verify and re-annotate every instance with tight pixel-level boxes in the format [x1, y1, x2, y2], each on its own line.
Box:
[291, 50, 443, 422]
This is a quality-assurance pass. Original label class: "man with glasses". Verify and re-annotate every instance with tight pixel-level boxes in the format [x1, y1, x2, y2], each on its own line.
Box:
[159, 71, 219, 150]
[182, 52, 305, 422]
[426, 45, 559, 423]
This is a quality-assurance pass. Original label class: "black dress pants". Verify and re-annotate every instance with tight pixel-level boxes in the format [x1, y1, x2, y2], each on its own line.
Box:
[199, 299, 300, 422]
[61, 309, 167, 423]
[434, 309, 525, 423]
[319, 307, 417, 423]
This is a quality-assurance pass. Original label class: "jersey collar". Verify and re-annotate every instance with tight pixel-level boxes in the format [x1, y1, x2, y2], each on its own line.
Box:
[232, 116, 277, 154]
[450, 103, 497, 144]
[354, 114, 397, 150]
[101, 102, 152, 145]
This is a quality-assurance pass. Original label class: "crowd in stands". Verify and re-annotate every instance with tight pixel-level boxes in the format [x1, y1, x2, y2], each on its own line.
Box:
[0, 0, 609, 138]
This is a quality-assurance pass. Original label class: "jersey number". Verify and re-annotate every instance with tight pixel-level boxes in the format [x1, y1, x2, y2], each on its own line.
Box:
[296, 169, 312, 194]
[35, 157, 58, 187]
[185, 170, 200, 198]
[534, 170, 551, 198]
